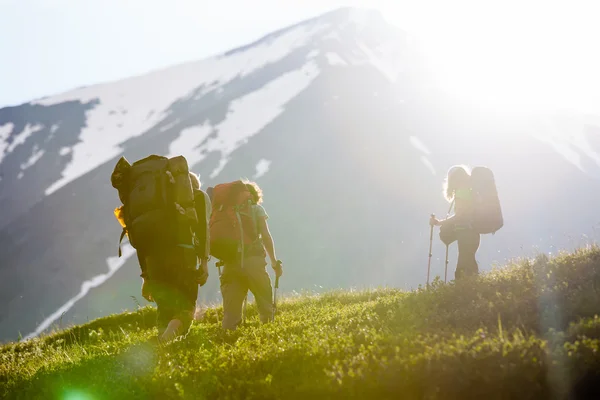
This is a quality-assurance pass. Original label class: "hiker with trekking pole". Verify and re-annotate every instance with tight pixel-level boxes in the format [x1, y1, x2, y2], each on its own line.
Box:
[428, 165, 503, 284]
[209, 180, 283, 330]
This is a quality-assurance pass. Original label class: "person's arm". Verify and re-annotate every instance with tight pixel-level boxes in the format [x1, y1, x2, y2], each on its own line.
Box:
[430, 198, 460, 227]
[258, 216, 276, 263]
[203, 191, 212, 261]
[191, 190, 210, 285]
[196, 191, 212, 286]
[257, 216, 282, 276]
[137, 252, 153, 301]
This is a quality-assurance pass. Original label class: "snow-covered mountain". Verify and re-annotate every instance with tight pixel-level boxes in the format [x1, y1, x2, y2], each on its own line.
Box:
[0, 7, 599, 342]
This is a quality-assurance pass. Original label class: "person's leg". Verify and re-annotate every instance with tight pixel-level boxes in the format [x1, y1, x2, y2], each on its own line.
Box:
[160, 285, 198, 341]
[466, 232, 481, 277]
[152, 247, 198, 342]
[164, 247, 199, 339]
[456, 230, 480, 280]
[246, 257, 274, 324]
[148, 281, 175, 338]
[220, 263, 248, 330]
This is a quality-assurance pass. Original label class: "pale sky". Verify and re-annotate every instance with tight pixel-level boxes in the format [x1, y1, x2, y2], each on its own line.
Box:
[1, 0, 599, 112]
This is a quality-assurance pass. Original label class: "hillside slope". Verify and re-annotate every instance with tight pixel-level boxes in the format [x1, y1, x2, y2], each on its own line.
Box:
[2, 246, 600, 399]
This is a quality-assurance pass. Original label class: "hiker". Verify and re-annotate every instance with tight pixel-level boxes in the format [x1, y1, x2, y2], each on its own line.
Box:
[210, 180, 283, 330]
[429, 165, 503, 282]
[111, 155, 211, 343]
[430, 165, 481, 280]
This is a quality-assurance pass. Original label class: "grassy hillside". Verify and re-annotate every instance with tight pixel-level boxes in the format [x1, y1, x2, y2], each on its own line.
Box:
[2, 246, 600, 399]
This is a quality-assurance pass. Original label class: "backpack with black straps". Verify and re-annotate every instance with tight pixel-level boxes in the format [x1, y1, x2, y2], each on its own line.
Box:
[209, 180, 262, 264]
[110, 154, 198, 256]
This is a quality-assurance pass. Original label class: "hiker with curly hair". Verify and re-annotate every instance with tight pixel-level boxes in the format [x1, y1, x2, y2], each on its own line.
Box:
[210, 180, 282, 330]
[430, 165, 481, 280]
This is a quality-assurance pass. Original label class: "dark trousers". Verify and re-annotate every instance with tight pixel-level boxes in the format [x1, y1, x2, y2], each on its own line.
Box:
[455, 230, 481, 280]
[141, 246, 198, 334]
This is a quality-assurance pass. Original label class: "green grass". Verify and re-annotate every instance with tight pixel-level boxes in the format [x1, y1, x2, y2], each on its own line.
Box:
[3, 246, 600, 399]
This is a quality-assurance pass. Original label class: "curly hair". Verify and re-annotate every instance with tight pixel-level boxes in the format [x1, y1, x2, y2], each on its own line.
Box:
[189, 172, 201, 190]
[443, 165, 471, 202]
[241, 179, 263, 204]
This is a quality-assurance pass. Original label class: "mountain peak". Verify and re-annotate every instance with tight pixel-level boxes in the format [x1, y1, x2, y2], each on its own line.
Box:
[221, 6, 394, 58]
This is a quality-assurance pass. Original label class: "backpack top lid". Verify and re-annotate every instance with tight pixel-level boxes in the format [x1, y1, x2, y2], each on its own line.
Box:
[212, 181, 253, 207]
[131, 154, 167, 166]
[111, 156, 132, 190]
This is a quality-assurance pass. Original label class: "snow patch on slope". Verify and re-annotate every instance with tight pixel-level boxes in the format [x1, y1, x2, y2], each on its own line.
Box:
[254, 159, 272, 179]
[326, 52, 347, 66]
[0, 124, 43, 165]
[39, 20, 330, 196]
[307, 49, 320, 59]
[24, 244, 136, 340]
[0, 123, 13, 161]
[409, 136, 436, 175]
[169, 61, 321, 179]
[420, 156, 436, 175]
[356, 41, 403, 83]
[167, 123, 213, 167]
[409, 136, 431, 155]
[20, 146, 45, 171]
[7, 124, 43, 153]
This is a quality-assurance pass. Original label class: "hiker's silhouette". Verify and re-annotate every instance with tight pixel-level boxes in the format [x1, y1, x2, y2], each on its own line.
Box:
[111, 155, 211, 343]
[430, 165, 481, 281]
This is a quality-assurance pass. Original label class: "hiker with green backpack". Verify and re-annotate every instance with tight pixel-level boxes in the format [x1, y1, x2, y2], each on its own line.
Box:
[209, 180, 283, 330]
[111, 155, 211, 343]
[429, 165, 503, 282]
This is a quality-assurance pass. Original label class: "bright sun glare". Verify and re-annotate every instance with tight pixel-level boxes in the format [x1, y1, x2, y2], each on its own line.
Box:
[381, 1, 600, 113]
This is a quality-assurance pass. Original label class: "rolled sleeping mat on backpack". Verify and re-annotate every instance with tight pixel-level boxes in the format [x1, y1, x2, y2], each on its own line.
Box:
[168, 156, 195, 207]
[110, 156, 132, 204]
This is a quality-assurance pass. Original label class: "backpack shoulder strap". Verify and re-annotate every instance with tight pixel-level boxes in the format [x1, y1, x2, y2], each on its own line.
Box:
[251, 203, 260, 237]
[447, 199, 455, 217]
[118, 228, 127, 257]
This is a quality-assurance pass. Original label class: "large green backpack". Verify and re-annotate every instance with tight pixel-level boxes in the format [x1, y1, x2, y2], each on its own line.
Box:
[471, 166, 503, 234]
[111, 154, 198, 256]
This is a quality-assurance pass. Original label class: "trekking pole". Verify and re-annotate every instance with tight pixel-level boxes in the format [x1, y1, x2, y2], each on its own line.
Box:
[443, 200, 454, 284]
[243, 294, 248, 324]
[427, 214, 435, 287]
[272, 275, 280, 321]
[272, 260, 282, 320]
[444, 245, 449, 283]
